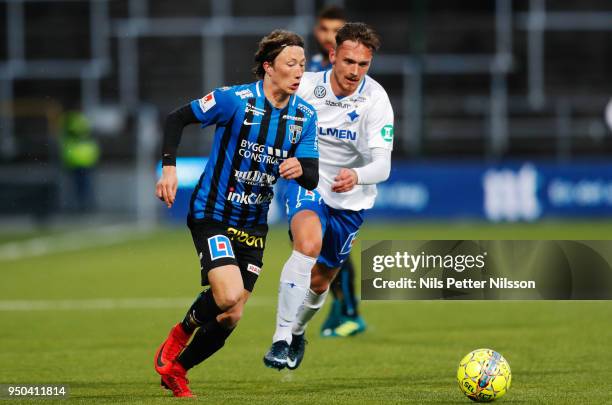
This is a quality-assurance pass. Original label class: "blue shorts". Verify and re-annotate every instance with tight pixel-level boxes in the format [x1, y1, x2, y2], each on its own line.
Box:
[285, 181, 364, 268]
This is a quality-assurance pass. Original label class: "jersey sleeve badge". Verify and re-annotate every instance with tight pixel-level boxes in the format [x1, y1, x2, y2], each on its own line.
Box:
[380, 124, 394, 142]
[198, 92, 216, 113]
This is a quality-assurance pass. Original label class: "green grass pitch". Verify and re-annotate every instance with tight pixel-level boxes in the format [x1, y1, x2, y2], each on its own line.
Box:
[1, 221, 612, 404]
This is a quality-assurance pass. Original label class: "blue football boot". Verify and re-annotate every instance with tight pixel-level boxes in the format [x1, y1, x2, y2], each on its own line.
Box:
[286, 333, 307, 370]
[263, 340, 289, 370]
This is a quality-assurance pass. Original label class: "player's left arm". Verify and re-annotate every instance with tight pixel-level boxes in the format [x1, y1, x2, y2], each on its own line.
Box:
[332, 148, 392, 192]
[333, 89, 394, 193]
[280, 108, 319, 190]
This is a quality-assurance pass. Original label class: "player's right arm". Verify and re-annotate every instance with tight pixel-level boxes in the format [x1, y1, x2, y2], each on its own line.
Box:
[156, 88, 237, 208]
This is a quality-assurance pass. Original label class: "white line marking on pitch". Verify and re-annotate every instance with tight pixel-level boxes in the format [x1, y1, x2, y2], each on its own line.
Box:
[0, 224, 150, 263]
[0, 296, 273, 311]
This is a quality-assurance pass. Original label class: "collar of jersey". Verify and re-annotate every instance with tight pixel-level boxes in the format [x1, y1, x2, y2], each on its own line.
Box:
[256, 80, 296, 110]
[323, 70, 366, 100]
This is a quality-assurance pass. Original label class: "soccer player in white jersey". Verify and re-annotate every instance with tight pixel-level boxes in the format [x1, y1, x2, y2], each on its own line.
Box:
[263, 22, 394, 370]
[309, 5, 368, 339]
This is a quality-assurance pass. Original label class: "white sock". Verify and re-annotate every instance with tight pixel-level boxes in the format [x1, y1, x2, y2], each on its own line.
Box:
[292, 288, 329, 336]
[272, 250, 315, 343]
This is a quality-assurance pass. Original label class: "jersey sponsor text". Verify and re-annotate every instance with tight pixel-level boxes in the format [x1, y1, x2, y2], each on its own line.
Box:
[318, 127, 358, 140]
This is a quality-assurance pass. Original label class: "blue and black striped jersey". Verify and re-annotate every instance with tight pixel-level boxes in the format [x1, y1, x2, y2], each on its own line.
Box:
[189, 80, 318, 228]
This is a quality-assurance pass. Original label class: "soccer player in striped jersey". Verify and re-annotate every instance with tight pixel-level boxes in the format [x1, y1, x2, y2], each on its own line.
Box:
[264, 23, 393, 371]
[153, 30, 319, 397]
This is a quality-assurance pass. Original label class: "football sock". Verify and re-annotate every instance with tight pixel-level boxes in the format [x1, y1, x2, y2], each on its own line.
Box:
[330, 268, 343, 299]
[292, 288, 329, 335]
[177, 319, 234, 370]
[339, 258, 359, 317]
[181, 289, 223, 334]
[272, 250, 316, 343]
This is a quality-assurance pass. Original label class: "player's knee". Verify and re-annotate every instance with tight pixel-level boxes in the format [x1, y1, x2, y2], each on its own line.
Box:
[214, 290, 242, 311]
[311, 282, 329, 295]
[310, 275, 331, 294]
[293, 238, 321, 258]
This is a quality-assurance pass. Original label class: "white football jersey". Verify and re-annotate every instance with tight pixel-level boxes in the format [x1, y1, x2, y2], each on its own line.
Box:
[297, 70, 394, 211]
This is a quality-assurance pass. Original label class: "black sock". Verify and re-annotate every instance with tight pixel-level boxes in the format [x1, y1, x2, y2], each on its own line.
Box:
[179, 323, 192, 335]
[177, 319, 234, 370]
[330, 268, 343, 300]
[181, 289, 223, 334]
[339, 258, 359, 317]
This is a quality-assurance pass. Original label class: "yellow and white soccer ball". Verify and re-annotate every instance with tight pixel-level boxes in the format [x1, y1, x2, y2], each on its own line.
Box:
[457, 348, 511, 402]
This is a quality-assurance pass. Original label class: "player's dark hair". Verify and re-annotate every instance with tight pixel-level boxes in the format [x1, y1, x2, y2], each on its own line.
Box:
[335, 22, 381, 52]
[253, 30, 305, 79]
[318, 5, 346, 21]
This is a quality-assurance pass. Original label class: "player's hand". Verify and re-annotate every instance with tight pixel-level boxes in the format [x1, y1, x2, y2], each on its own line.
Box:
[279, 157, 303, 180]
[156, 166, 178, 208]
[332, 168, 358, 193]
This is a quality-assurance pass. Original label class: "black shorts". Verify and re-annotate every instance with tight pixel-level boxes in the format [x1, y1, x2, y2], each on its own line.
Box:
[187, 217, 268, 292]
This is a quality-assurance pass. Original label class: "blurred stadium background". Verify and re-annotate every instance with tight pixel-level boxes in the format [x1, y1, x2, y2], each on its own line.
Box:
[1, 1, 612, 403]
[1, 0, 612, 225]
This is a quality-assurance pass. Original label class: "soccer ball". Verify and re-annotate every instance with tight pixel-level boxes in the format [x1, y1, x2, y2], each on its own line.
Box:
[456, 348, 511, 402]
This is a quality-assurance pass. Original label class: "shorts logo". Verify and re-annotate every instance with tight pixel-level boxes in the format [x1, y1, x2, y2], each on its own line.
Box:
[314, 85, 326, 98]
[380, 124, 394, 142]
[288, 124, 302, 144]
[207, 235, 235, 260]
[198, 92, 216, 113]
[295, 187, 321, 208]
[227, 227, 265, 248]
[246, 263, 261, 275]
[299, 188, 316, 201]
[340, 231, 358, 255]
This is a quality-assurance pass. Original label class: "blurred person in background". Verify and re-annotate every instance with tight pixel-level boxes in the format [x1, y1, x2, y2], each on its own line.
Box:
[308, 6, 346, 73]
[153, 30, 319, 397]
[59, 111, 100, 213]
[264, 22, 393, 371]
[310, 6, 368, 338]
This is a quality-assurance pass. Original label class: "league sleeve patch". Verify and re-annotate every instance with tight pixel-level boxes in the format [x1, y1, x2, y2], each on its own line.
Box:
[246, 263, 261, 275]
[380, 124, 394, 142]
[198, 92, 216, 113]
[207, 235, 234, 260]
